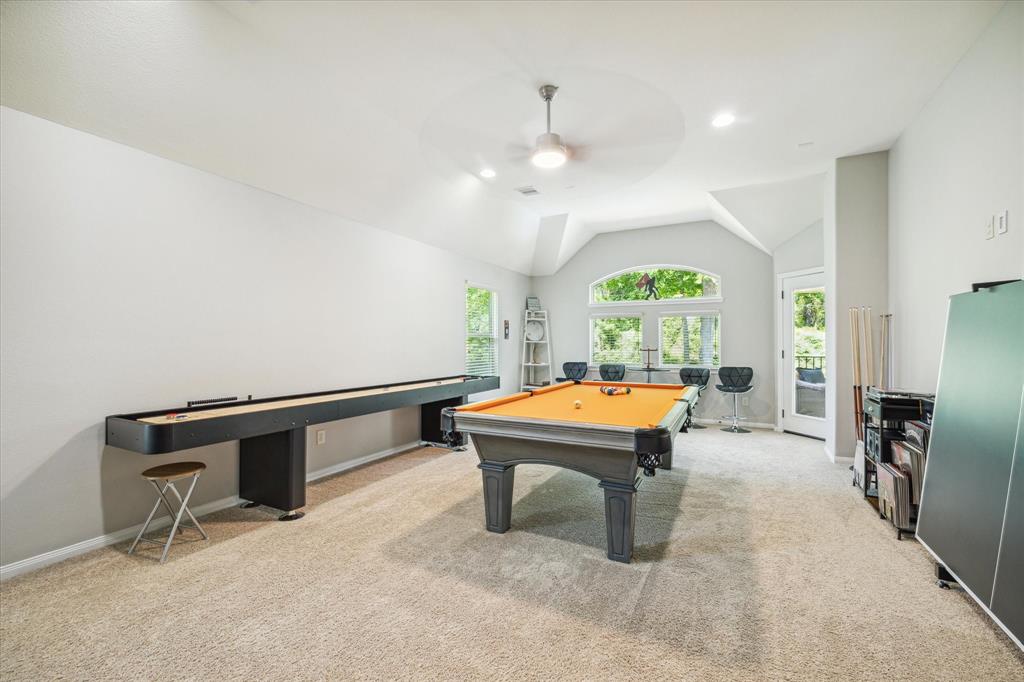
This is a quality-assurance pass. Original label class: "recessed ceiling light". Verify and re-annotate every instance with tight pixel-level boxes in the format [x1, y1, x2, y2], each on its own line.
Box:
[711, 112, 736, 128]
[480, 168, 496, 179]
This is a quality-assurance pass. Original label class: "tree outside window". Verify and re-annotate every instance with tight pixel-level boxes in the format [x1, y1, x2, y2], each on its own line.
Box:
[592, 267, 720, 304]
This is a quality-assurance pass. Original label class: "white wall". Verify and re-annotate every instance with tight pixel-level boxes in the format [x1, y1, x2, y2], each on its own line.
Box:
[889, 0, 1024, 392]
[773, 219, 825, 446]
[826, 152, 889, 460]
[0, 107, 529, 566]
[532, 221, 776, 425]
[773, 221, 823, 274]
[823, 166, 838, 460]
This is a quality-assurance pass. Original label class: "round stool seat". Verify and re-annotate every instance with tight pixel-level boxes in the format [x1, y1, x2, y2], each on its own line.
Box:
[715, 384, 753, 393]
[141, 461, 206, 481]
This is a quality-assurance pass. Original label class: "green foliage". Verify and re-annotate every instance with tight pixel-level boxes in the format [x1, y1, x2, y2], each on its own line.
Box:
[466, 287, 495, 373]
[795, 328, 825, 356]
[591, 317, 641, 364]
[792, 289, 825, 374]
[793, 290, 824, 330]
[661, 315, 720, 366]
[593, 268, 720, 303]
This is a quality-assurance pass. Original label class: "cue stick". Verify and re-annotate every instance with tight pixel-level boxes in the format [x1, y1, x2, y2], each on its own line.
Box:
[850, 307, 863, 440]
[864, 307, 874, 391]
[878, 314, 888, 389]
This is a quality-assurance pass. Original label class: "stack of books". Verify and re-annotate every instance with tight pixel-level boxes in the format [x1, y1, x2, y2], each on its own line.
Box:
[878, 462, 912, 529]
[891, 440, 927, 504]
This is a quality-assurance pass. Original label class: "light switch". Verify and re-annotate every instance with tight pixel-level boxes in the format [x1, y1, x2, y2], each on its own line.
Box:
[997, 210, 1009, 235]
[985, 217, 995, 240]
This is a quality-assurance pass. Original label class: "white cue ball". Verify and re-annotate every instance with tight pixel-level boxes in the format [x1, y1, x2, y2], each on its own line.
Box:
[574, 400, 582, 409]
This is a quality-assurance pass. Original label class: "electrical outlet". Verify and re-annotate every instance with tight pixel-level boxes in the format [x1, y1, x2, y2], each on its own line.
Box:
[316, 430, 326, 445]
[985, 217, 995, 240]
[742, 396, 750, 406]
[997, 209, 1009, 235]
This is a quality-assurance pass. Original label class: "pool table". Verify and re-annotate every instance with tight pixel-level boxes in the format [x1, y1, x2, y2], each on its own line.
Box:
[442, 380, 700, 562]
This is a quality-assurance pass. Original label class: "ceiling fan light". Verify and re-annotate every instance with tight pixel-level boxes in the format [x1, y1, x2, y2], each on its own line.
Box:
[531, 132, 567, 168]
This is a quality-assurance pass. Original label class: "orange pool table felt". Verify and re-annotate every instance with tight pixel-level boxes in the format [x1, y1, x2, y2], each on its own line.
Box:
[457, 381, 690, 428]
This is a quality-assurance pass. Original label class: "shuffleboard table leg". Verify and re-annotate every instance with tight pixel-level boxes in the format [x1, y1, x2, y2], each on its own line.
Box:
[599, 479, 639, 563]
[239, 427, 307, 520]
[478, 462, 515, 533]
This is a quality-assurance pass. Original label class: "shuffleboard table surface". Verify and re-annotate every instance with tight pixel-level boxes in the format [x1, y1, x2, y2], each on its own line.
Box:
[138, 377, 467, 424]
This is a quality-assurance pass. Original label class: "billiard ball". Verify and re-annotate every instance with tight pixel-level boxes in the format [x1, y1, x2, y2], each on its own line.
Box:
[574, 400, 582, 409]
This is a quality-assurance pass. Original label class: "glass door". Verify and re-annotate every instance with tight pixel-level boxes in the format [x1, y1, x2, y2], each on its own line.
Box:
[781, 271, 827, 439]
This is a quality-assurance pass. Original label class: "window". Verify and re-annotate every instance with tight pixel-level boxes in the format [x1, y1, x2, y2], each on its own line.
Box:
[659, 313, 720, 367]
[590, 316, 642, 365]
[465, 285, 497, 376]
[591, 266, 720, 305]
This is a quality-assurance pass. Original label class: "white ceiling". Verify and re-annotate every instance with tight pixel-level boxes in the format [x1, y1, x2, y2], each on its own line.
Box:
[712, 173, 826, 253]
[0, 1, 1002, 274]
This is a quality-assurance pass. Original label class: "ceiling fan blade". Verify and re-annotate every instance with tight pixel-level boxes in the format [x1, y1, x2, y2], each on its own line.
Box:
[504, 142, 533, 162]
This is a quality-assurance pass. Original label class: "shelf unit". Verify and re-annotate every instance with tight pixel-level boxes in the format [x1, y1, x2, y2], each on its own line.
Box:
[855, 387, 933, 540]
[520, 310, 553, 391]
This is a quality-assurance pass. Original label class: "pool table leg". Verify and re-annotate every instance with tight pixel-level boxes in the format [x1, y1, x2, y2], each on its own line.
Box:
[659, 449, 673, 471]
[478, 462, 515, 533]
[599, 479, 638, 563]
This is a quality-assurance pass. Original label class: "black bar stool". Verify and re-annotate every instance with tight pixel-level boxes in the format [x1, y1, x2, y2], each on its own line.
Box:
[128, 461, 209, 563]
[716, 367, 754, 433]
[599, 363, 626, 381]
[679, 367, 711, 429]
[560, 361, 588, 382]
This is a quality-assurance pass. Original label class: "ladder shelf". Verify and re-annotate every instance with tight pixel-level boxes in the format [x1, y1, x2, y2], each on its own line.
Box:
[520, 309, 553, 391]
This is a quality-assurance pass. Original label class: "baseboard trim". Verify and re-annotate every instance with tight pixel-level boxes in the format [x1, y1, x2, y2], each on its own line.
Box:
[0, 494, 240, 582]
[693, 417, 777, 430]
[306, 440, 421, 482]
[1, 439, 425, 582]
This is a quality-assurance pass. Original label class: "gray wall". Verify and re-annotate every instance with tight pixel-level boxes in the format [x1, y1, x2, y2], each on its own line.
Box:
[888, 0, 1023, 392]
[825, 152, 889, 460]
[532, 221, 776, 425]
[0, 107, 529, 566]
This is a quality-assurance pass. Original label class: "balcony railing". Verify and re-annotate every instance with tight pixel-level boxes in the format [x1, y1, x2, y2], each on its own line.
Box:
[795, 355, 825, 370]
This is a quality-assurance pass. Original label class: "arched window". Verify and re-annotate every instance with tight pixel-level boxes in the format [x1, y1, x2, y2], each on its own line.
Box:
[590, 265, 721, 305]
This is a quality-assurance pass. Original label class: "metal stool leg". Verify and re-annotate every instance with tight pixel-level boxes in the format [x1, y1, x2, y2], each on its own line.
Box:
[129, 493, 165, 555]
[721, 392, 751, 433]
[167, 477, 208, 539]
[152, 480, 179, 522]
[159, 474, 201, 564]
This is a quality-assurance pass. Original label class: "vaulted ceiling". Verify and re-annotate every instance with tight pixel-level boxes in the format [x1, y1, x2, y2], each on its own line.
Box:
[0, 1, 1002, 274]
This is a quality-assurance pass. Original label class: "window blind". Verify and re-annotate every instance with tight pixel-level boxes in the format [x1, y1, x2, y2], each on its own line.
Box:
[660, 313, 720, 367]
[466, 286, 497, 376]
[590, 316, 642, 365]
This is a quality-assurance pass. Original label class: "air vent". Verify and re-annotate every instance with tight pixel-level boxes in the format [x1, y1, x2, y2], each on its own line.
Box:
[514, 186, 540, 196]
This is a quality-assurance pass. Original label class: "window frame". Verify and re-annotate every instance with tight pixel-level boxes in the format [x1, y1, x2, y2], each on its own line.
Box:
[657, 310, 722, 369]
[465, 282, 499, 377]
[588, 313, 644, 367]
[588, 264, 724, 307]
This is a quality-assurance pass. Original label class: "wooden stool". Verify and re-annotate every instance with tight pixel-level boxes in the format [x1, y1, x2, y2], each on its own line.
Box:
[128, 461, 209, 563]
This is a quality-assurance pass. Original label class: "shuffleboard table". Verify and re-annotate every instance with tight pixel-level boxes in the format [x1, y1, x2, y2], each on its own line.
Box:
[107, 374, 498, 519]
[442, 380, 699, 562]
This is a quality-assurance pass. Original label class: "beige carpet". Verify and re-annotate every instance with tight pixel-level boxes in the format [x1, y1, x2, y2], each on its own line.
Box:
[2, 429, 1022, 680]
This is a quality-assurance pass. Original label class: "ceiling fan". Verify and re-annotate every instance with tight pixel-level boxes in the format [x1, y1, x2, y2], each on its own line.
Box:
[496, 78, 672, 178]
[530, 84, 568, 169]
